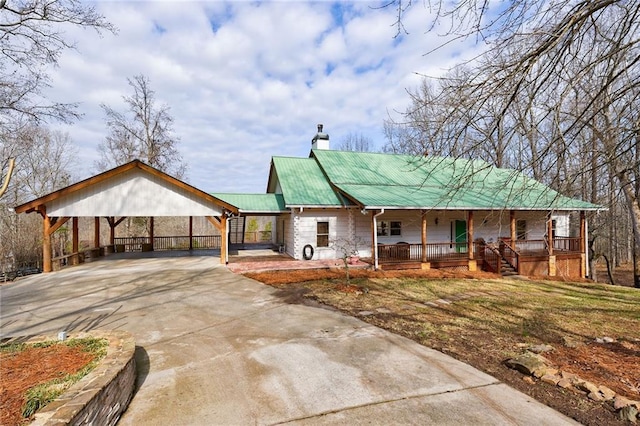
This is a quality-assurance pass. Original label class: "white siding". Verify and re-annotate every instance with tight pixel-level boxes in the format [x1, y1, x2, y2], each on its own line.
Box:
[287, 209, 351, 260]
[47, 169, 223, 217]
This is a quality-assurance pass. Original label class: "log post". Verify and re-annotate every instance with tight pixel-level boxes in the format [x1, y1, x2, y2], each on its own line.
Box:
[510, 210, 516, 243]
[149, 217, 155, 249]
[43, 211, 52, 273]
[189, 216, 194, 250]
[421, 210, 427, 263]
[72, 217, 79, 253]
[468, 210, 474, 260]
[94, 217, 100, 248]
[220, 214, 228, 264]
[547, 215, 554, 256]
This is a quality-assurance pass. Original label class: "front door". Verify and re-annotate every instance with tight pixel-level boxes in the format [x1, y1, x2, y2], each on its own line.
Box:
[455, 220, 467, 253]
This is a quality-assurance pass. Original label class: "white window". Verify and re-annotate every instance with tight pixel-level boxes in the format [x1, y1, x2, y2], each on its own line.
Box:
[377, 221, 402, 237]
[317, 222, 329, 247]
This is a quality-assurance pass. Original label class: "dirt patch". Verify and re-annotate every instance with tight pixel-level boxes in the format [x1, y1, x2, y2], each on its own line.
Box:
[0, 343, 97, 425]
[247, 268, 640, 426]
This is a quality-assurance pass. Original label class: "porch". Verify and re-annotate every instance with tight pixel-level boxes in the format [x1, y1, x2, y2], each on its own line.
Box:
[376, 237, 584, 277]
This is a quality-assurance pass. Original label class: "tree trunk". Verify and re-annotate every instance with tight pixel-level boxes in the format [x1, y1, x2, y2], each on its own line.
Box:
[617, 172, 640, 288]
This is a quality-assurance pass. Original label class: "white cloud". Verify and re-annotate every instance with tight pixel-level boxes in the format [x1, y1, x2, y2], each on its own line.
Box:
[44, 0, 482, 193]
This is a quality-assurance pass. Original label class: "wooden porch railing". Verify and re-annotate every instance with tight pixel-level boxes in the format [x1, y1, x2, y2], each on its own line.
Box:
[377, 242, 469, 263]
[500, 240, 519, 273]
[114, 235, 222, 252]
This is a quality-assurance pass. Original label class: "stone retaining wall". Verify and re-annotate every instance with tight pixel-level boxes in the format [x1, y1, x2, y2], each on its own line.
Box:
[30, 330, 136, 426]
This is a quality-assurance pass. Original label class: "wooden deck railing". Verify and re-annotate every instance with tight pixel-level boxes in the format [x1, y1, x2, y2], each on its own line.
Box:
[500, 240, 519, 273]
[377, 242, 469, 263]
[114, 235, 221, 252]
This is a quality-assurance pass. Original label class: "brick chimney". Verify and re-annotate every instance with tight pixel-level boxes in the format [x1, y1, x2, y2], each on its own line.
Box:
[311, 124, 330, 150]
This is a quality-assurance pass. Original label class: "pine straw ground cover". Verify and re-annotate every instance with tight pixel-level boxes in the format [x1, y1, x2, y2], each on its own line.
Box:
[0, 337, 107, 426]
[245, 268, 640, 426]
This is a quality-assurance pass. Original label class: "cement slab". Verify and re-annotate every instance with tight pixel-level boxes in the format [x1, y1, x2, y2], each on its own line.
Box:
[0, 255, 578, 425]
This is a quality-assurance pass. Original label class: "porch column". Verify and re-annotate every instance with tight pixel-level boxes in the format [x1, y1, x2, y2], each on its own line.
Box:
[547, 215, 554, 255]
[421, 210, 427, 263]
[510, 210, 516, 243]
[371, 210, 377, 267]
[149, 217, 155, 249]
[72, 217, 79, 253]
[189, 216, 194, 250]
[220, 214, 228, 264]
[43, 211, 53, 273]
[468, 210, 474, 260]
[94, 217, 100, 248]
[109, 217, 116, 245]
[580, 211, 586, 278]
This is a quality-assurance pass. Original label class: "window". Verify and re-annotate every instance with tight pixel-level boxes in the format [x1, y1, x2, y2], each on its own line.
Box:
[516, 220, 527, 240]
[377, 221, 402, 237]
[317, 222, 329, 247]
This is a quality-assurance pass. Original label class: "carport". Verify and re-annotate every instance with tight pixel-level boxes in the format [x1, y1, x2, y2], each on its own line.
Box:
[14, 160, 238, 272]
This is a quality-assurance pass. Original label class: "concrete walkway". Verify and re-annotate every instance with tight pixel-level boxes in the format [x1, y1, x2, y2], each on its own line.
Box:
[0, 255, 577, 425]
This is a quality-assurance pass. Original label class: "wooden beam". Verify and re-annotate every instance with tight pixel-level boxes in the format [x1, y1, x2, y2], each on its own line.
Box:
[207, 215, 223, 231]
[114, 216, 127, 227]
[468, 210, 474, 260]
[547, 214, 554, 255]
[189, 216, 193, 250]
[72, 217, 79, 253]
[580, 211, 586, 253]
[510, 210, 516, 243]
[421, 210, 427, 263]
[371, 210, 377, 266]
[220, 214, 227, 264]
[109, 217, 116, 245]
[94, 217, 100, 248]
[49, 216, 70, 235]
[42, 209, 52, 273]
[149, 217, 155, 249]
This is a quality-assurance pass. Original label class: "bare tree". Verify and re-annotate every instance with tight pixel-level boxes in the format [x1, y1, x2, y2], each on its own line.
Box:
[0, 125, 77, 273]
[97, 75, 187, 178]
[385, 0, 640, 286]
[0, 0, 114, 130]
[337, 132, 374, 152]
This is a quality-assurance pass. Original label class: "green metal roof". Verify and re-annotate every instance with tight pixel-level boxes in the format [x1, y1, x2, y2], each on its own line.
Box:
[212, 193, 287, 213]
[270, 157, 349, 207]
[311, 150, 602, 211]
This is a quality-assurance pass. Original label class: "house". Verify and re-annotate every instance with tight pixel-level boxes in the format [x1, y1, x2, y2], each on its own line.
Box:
[217, 125, 602, 278]
[15, 126, 602, 279]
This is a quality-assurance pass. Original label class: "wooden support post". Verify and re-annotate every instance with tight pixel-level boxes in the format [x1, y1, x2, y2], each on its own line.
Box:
[72, 217, 79, 253]
[580, 211, 587, 278]
[108, 217, 115, 245]
[43, 212, 52, 273]
[207, 215, 227, 264]
[547, 214, 554, 256]
[510, 210, 516, 243]
[94, 217, 100, 248]
[421, 210, 427, 263]
[468, 210, 474, 260]
[371, 210, 377, 266]
[189, 216, 194, 250]
[149, 217, 155, 249]
[221, 214, 228, 263]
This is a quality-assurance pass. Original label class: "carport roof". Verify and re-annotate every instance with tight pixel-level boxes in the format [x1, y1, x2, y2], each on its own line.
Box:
[15, 160, 238, 217]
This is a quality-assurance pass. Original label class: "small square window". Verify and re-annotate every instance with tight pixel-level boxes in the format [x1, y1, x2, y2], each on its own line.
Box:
[377, 221, 388, 237]
[378, 221, 401, 237]
[317, 221, 329, 247]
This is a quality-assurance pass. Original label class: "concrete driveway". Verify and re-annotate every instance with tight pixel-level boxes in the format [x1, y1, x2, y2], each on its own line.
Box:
[0, 254, 577, 425]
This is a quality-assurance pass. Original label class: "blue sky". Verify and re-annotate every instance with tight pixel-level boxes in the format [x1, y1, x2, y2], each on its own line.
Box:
[46, 1, 481, 193]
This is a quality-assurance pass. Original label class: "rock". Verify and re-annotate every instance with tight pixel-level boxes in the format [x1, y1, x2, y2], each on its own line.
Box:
[505, 352, 550, 377]
[598, 385, 616, 401]
[358, 311, 374, 316]
[588, 391, 605, 402]
[557, 378, 574, 389]
[541, 373, 560, 385]
[561, 371, 579, 381]
[575, 380, 599, 394]
[529, 344, 554, 354]
[376, 308, 392, 314]
[614, 396, 633, 410]
[619, 406, 638, 424]
[522, 376, 535, 384]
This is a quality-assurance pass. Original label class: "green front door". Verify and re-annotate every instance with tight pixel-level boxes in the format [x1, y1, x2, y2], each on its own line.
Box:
[455, 220, 467, 253]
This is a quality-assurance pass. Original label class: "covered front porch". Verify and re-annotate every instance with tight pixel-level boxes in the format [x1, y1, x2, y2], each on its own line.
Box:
[371, 209, 588, 278]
